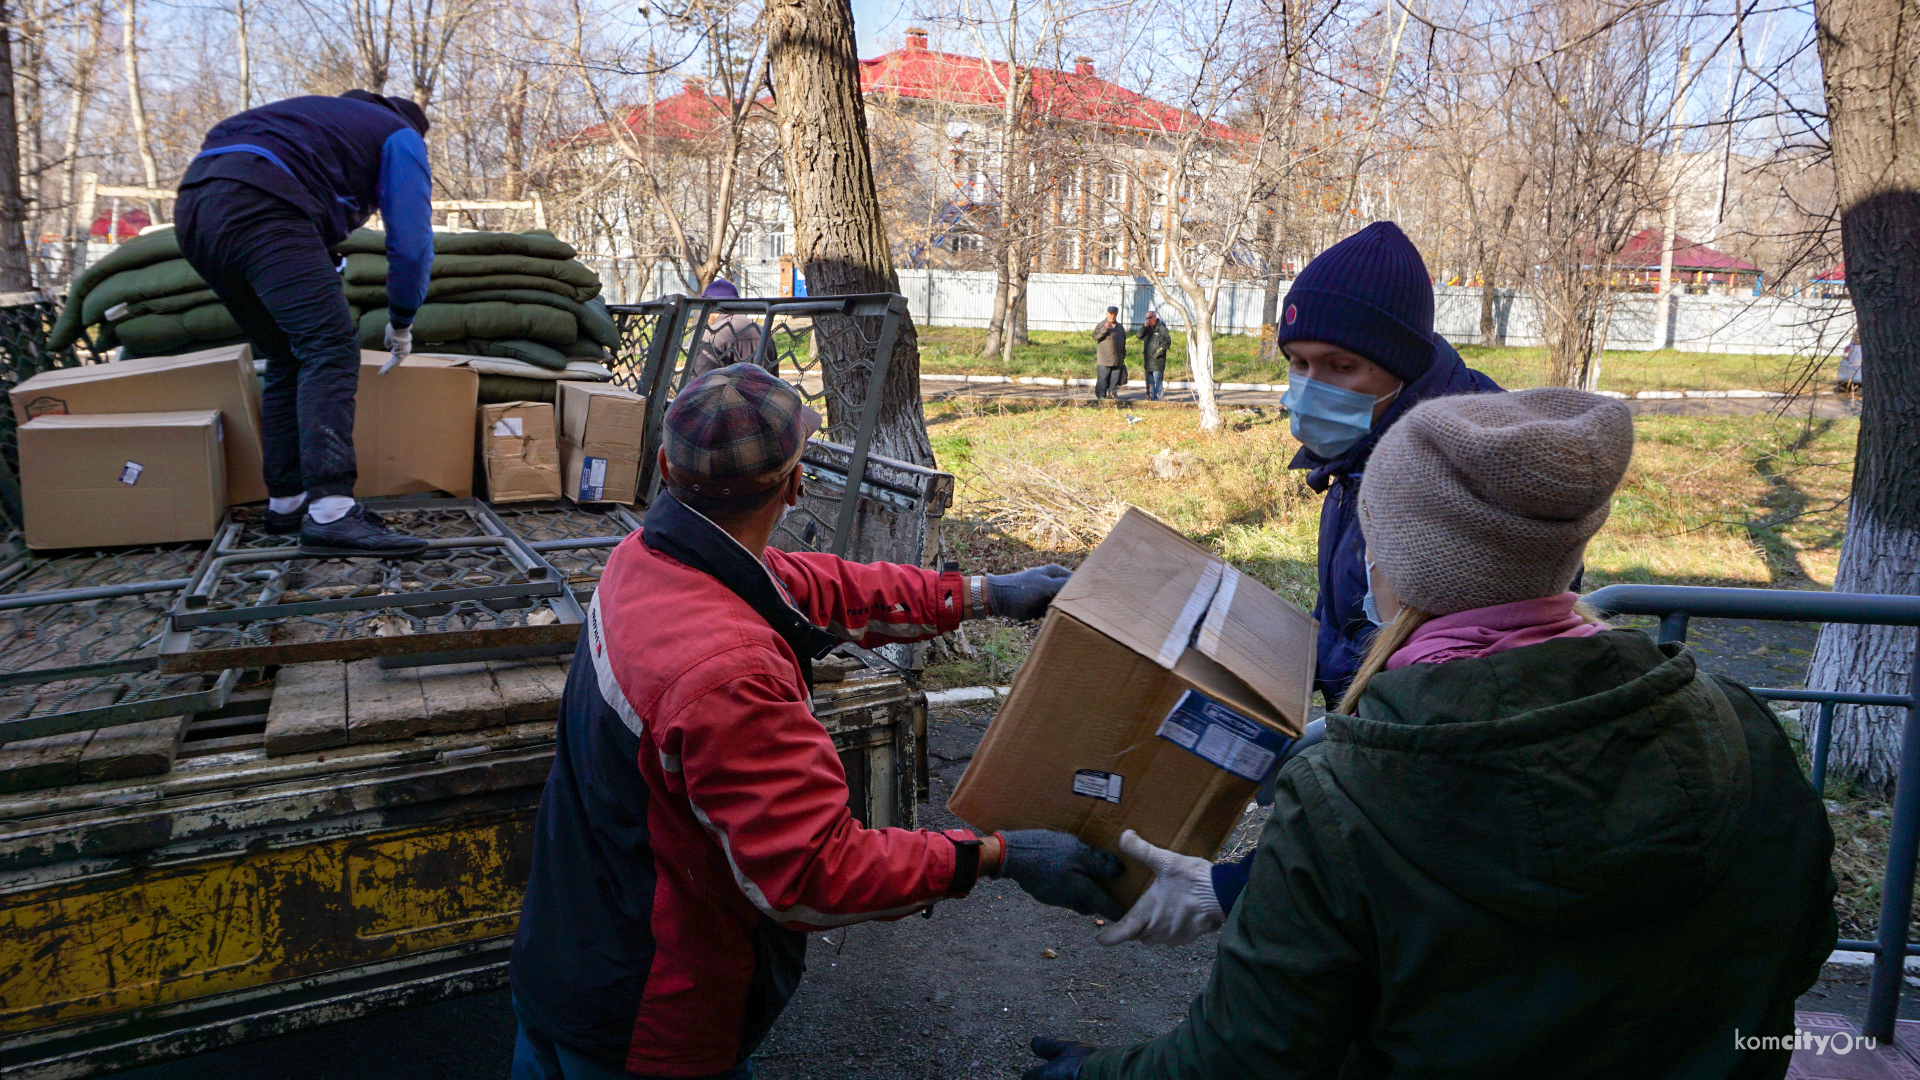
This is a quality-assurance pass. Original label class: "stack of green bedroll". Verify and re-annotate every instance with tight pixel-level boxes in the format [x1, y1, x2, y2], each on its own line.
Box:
[50, 226, 623, 403]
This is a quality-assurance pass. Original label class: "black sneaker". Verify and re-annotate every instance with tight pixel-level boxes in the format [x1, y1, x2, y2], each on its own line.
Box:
[266, 504, 384, 535]
[298, 504, 428, 557]
[264, 507, 304, 534]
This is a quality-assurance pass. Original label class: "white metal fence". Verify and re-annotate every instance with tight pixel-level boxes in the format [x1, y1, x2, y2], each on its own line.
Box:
[590, 259, 1860, 359]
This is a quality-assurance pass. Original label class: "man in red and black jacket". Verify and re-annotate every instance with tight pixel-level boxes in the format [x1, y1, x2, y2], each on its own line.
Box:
[509, 363, 1124, 1080]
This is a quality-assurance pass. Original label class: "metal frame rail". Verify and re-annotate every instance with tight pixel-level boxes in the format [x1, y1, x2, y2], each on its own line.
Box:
[0, 546, 241, 744]
[158, 497, 587, 673]
[1586, 583, 1920, 1041]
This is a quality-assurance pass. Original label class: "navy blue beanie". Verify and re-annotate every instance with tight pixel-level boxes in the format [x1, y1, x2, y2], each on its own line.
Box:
[1277, 221, 1435, 383]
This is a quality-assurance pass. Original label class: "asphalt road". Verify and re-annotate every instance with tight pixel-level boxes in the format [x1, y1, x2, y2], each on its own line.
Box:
[112, 617, 1898, 1080]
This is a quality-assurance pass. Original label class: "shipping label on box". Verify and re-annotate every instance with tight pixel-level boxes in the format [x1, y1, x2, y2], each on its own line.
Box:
[1157, 690, 1296, 782]
[948, 507, 1317, 906]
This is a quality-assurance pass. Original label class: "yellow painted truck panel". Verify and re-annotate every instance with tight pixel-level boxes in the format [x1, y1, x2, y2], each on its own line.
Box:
[0, 813, 533, 1033]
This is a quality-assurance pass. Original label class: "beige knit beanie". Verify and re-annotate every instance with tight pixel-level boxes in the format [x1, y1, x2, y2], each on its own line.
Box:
[1359, 388, 1635, 616]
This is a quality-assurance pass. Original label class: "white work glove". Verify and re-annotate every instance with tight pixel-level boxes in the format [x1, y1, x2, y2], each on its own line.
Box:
[380, 323, 412, 374]
[1095, 829, 1224, 947]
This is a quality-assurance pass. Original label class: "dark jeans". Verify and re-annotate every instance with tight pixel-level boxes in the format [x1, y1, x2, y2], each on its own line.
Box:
[176, 178, 361, 500]
[1095, 364, 1127, 398]
[1145, 369, 1165, 400]
[511, 1023, 754, 1080]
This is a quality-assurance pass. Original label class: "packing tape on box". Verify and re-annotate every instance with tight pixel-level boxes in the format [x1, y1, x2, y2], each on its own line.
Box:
[1156, 560, 1224, 668]
[1196, 565, 1240, 657]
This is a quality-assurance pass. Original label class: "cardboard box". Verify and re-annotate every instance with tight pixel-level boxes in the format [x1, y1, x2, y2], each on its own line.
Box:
[479, 402, 563, 503]
[556, 382, 645, 504]
[948, 508, 1317, 905]
[354, 352, 478, 498]
[19, 410, 226, 549]
[8, 344, 266, 505]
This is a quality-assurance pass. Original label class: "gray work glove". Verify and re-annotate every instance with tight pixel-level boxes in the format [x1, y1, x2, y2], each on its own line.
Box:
[995, 829, 1125, 920]
[380, 323, 413, 374]
[986, 564, 1073, 621]
[1024, 1037, 1098, 1080]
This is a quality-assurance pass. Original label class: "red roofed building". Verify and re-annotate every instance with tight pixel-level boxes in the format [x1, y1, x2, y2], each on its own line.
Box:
[1603, 228, 1763, 290]
[566, 34, 1249, 280]
[860, 29, 1249, 274]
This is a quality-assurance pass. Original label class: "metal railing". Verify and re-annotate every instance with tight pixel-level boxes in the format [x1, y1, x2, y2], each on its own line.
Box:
[606, 293, 913, 561]
[1586, 583, 1920, 1040]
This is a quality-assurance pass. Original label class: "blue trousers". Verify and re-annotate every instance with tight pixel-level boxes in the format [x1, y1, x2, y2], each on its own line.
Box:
[1145, 370, 1165, 400]
[511, 1024, 754, 1080]
[176, 178, 364, 500]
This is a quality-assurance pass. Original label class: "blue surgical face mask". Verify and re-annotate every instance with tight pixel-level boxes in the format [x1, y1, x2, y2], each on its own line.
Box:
[1282, 375, 1401, 459]
[1362, 555, 1389, 627]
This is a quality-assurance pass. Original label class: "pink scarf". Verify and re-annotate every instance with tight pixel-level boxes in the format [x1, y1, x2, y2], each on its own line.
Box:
[1388, 592, 1601, 669]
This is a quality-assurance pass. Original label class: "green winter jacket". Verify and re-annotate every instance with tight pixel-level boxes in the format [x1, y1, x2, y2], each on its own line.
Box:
[1083, 630, 1836, 1080]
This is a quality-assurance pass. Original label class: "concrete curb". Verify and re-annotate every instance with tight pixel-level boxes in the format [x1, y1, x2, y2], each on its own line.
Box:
[925, 685, 1011, 706]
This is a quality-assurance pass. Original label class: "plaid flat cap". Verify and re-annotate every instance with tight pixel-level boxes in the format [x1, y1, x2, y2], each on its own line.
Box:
[664, 363, 822, 496]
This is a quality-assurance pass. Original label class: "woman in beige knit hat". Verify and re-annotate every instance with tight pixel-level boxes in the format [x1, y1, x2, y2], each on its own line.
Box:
[1035, 387, 1837, 1080]
[1339, 385, 1632, 709]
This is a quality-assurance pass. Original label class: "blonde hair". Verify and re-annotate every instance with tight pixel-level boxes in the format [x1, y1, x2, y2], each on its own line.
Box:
[1336, 606, 1432, 716]
[1334, 599, 1609, 716]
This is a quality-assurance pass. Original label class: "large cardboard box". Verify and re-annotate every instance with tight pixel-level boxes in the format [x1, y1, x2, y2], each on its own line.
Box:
[556, 382, 645, 504]
[19, 410, 226, 549]
[8, 344, 266, 505]
[479, 402, 563, 503]
[354, 352, 478, 498]
[948, 508, 1317, 905]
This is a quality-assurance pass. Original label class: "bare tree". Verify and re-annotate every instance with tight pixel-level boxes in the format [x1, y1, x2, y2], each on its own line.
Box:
[1804, 0, 1920, 789]
[0, 0, 34, 287]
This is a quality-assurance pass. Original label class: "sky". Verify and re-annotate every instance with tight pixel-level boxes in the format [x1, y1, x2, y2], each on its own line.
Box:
[850, 0, 914, 59]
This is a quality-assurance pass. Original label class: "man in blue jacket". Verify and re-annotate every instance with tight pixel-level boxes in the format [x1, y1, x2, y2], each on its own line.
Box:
[175, 90, 435, 556]
[1095, 222, 1502, 948]
[1276, 221, 1501, 703]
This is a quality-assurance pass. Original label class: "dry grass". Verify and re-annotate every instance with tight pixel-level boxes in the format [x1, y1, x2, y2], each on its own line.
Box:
[929, 399, 1854, 604]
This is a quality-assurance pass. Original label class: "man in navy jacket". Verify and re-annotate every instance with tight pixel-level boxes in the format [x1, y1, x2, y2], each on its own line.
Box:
[175, 90, 435, 555]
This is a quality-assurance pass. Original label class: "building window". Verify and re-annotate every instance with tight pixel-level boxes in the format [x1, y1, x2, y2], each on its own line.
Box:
[949, 232, 983, 253]
[1149, 241, 1166, 271]
[1062, 233, 1081, 270]
[1103, 172, 1123, 201]
[1100, 243, 1122, 270]
[763, 231, 788, 260]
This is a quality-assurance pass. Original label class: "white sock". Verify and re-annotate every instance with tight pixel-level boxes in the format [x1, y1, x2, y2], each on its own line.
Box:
[268, 494, 308, 516]
[308, 495, 355, 524]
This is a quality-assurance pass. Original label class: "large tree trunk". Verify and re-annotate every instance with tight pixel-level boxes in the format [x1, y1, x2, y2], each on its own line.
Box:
[0, 0, 35, 289]
[768, 0, 934, 563]
[1806, 0, 1920, 790]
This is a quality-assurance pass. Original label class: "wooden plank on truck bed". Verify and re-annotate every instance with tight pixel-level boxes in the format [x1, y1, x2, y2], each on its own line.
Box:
[416, 663, 507, 735]
[0, 730, 92, 792]
[77, 715, 190, 782]
[264, 662, 349, 756]
[490, 658, 568, 722]
[345, 659, 426, 743]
